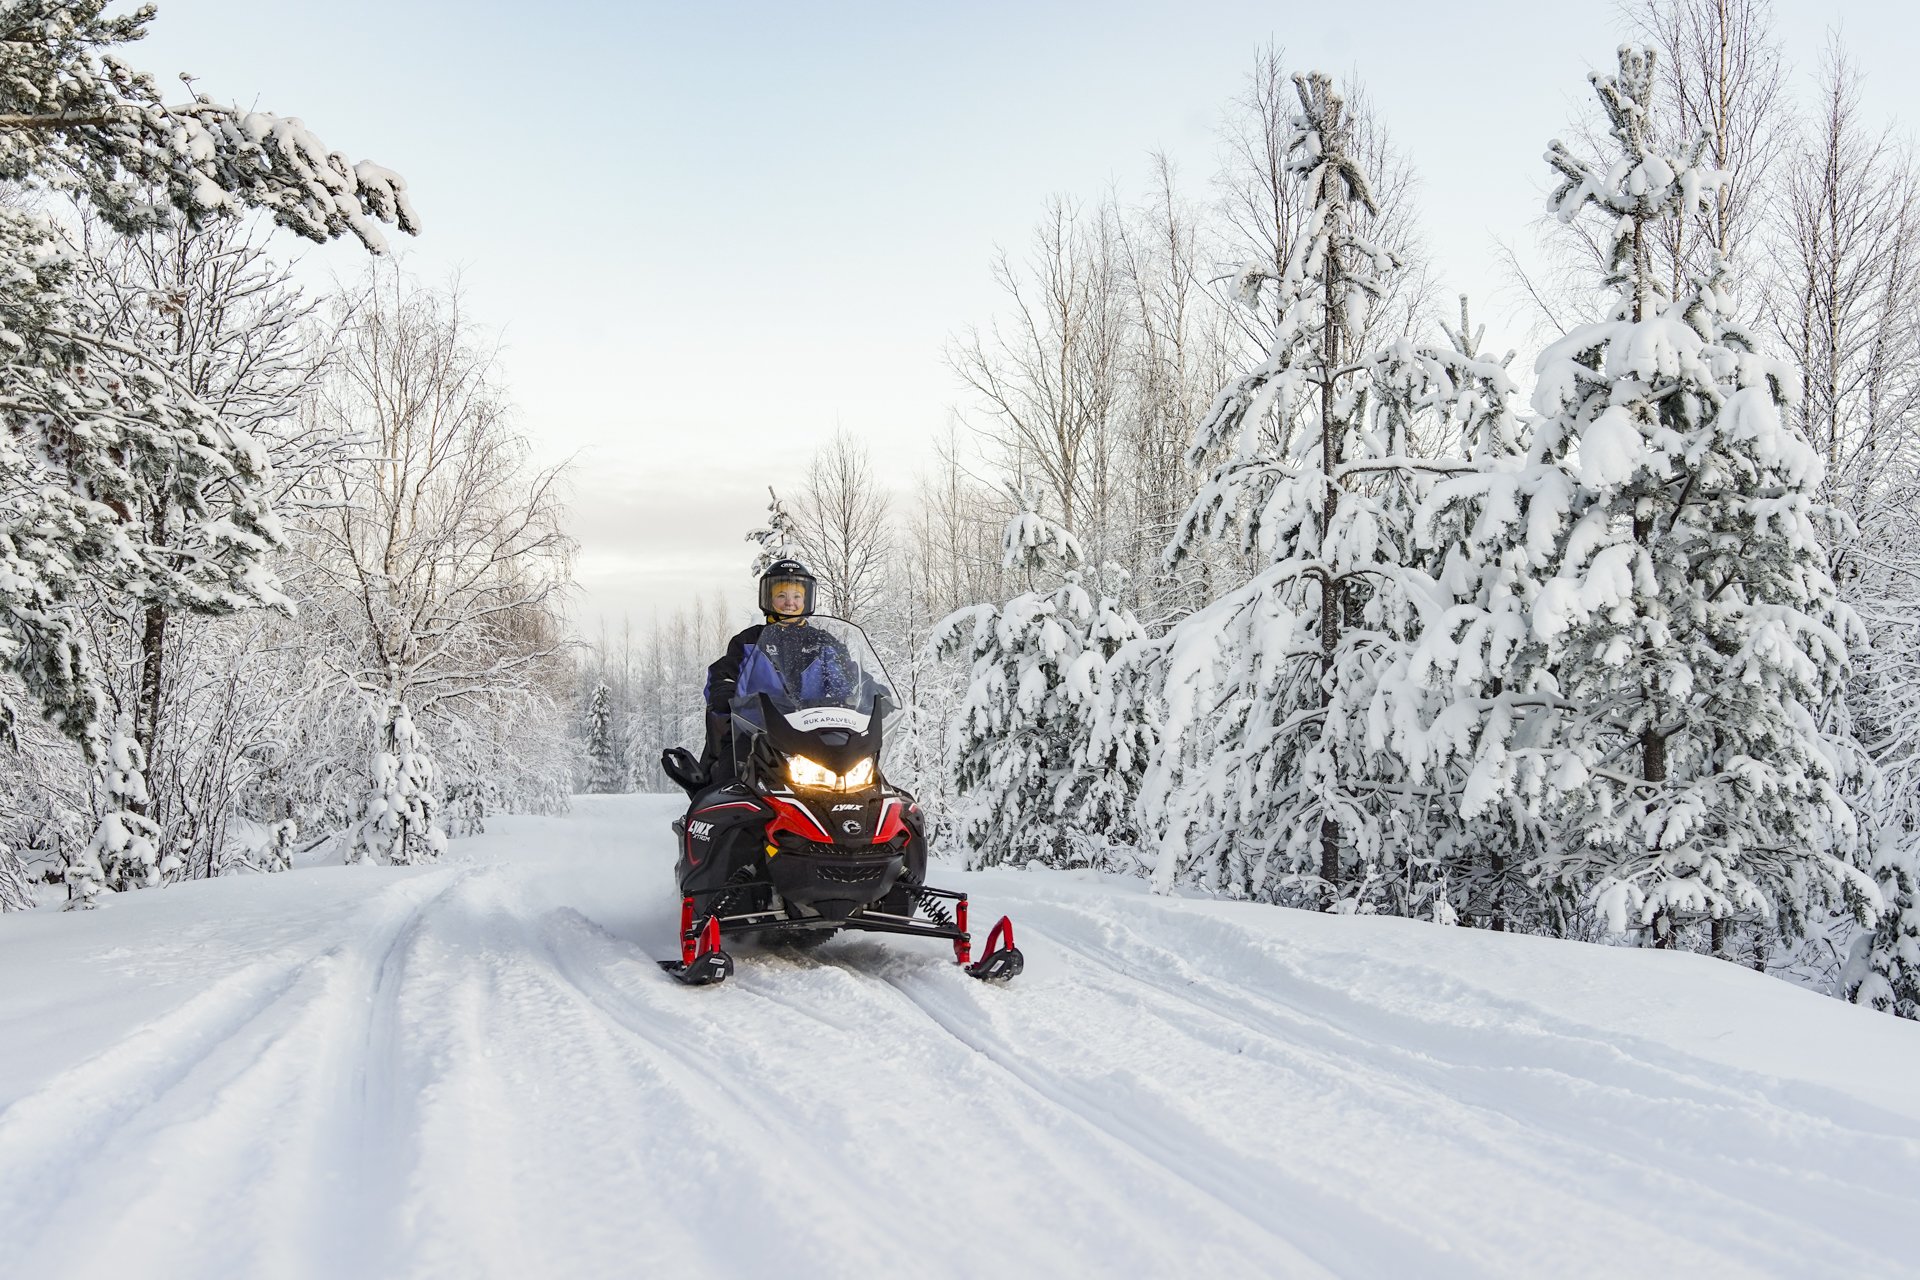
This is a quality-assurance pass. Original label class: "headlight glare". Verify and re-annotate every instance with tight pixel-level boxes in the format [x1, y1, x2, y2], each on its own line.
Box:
[787, 755, 837, 789]
[784, 755, 878, 792]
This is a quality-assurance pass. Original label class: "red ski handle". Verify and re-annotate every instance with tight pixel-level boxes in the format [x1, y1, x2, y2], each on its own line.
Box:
[982, 914, 1015, 958]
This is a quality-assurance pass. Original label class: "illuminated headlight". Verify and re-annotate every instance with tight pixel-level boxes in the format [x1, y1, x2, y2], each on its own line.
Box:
[786, 755, 877, 792]
[787, 755, 837, 790]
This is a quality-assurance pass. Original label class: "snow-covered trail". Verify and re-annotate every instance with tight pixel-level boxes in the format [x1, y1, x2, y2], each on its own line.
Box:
[2, 794, 1917, 1280]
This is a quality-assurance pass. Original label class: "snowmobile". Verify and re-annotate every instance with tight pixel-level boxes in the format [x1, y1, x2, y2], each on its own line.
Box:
[657, 615, 1023, 987]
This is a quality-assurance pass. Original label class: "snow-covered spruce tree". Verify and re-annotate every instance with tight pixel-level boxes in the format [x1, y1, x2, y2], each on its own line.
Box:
[1144, 72, 1432, 908]
[747, 486, 803, 575]
[1507, 47, 1874, 948]
[1403, 300, 1561, 930]
[1845, 513, 1920, 1016]
[1074, 575, 1154, 868]
[1843, 732, 1919, 1016]
[1351, 327, 1495, 920]
[69, 728, 168, 904]
[0, 0, 413, 904]
[352, 697, 445, 866]
[937, 503, 1146, 869]
[583, 681, 621, 793]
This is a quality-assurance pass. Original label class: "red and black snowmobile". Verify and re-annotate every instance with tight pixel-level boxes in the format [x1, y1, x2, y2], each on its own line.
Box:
[658, 615, 1022, 987]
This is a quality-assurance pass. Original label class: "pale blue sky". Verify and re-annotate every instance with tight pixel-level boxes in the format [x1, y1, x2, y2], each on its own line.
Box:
[134, 1, 1919, 630]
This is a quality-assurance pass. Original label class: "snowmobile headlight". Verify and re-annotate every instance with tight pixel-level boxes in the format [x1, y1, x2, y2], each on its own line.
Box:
[786, 755, 877, 792]
[788, 755, 838, 790]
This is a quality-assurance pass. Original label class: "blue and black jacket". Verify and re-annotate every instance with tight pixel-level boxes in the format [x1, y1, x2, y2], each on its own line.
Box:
[704, 622, 853, 714]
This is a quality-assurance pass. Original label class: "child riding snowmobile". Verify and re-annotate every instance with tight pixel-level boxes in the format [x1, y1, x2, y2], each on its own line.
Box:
[658, 561, 1022, 986]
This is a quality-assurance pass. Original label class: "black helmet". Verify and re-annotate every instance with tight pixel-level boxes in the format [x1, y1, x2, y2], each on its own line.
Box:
[759, 559, 817, 619]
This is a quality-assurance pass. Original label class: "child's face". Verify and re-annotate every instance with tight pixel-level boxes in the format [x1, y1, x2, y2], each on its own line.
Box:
[770, 582, 807, 617]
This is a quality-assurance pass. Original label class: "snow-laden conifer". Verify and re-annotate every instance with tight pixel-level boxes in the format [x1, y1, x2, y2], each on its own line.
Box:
[1473, 48, 1873, 944]
[1847, 611, 1920, 1016]
[1405, 301, 1554, 927]
[352, 698, 445, 866]
[584, 681, 622, 794]
[1143, 73, 1433, 906]
[1067, 574, 1152, 864]
[938, 501, 1146, 868]
[79, 728, 171, 897]
[1850, 850, 1920, 1018]
[747, 486, 803, 576]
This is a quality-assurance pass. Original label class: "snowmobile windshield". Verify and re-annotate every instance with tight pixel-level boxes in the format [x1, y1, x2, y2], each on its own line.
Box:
[736, 616, 894, 721]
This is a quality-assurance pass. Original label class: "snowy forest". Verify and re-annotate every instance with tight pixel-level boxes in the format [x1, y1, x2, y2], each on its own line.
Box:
[2, 0, 1916, 1028]
[580, 6, 1920, 1022]
[0, 3, 576, 903]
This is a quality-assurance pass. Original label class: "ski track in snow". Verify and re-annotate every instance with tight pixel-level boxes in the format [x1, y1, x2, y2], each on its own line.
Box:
[0, 793, 1916, 1280]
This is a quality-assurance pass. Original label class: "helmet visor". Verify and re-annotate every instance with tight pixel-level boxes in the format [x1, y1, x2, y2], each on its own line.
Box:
[760, 574, 815, 618]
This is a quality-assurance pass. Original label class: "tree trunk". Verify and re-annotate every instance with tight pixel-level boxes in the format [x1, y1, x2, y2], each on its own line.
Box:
[1490, 850, 1507, 931]
[1317, 178, 1344, 911]
[130, 601, 167, 822]
[1643, 727, 1678, 949]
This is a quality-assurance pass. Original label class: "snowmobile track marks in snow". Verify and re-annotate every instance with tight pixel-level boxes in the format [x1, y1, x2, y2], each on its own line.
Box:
[315, 868, 484, 1278]
[716, 935, 1356, 1276]
[0, 870, 479, 1280]
[1006, 891, 1920, 1277]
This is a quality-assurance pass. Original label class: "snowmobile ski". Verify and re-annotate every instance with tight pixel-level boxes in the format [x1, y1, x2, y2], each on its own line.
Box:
[659, 899, 734, 986]
[955, 900, 1024, 983]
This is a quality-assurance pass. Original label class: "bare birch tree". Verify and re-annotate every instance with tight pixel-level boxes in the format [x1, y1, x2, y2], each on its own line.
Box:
[792, 429, 891, 623]
[1116, 154, 1238, 622]
[1770, 44, 1920, 527]
[948, 196, 1126, 560]
[303, 265, 572, 864]
[1622, 0, 1789, 286]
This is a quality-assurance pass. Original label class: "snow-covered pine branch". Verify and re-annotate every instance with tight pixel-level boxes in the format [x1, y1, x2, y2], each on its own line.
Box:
[0, 0, 416, 250]
[584, 681, 621, 794]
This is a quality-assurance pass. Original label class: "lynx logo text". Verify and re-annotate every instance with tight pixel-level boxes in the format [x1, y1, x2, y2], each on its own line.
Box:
[688, 821, 714, 841]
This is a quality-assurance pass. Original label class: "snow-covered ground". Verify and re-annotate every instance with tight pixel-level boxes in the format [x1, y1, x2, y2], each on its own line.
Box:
[2, 794, 1917, 1280]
